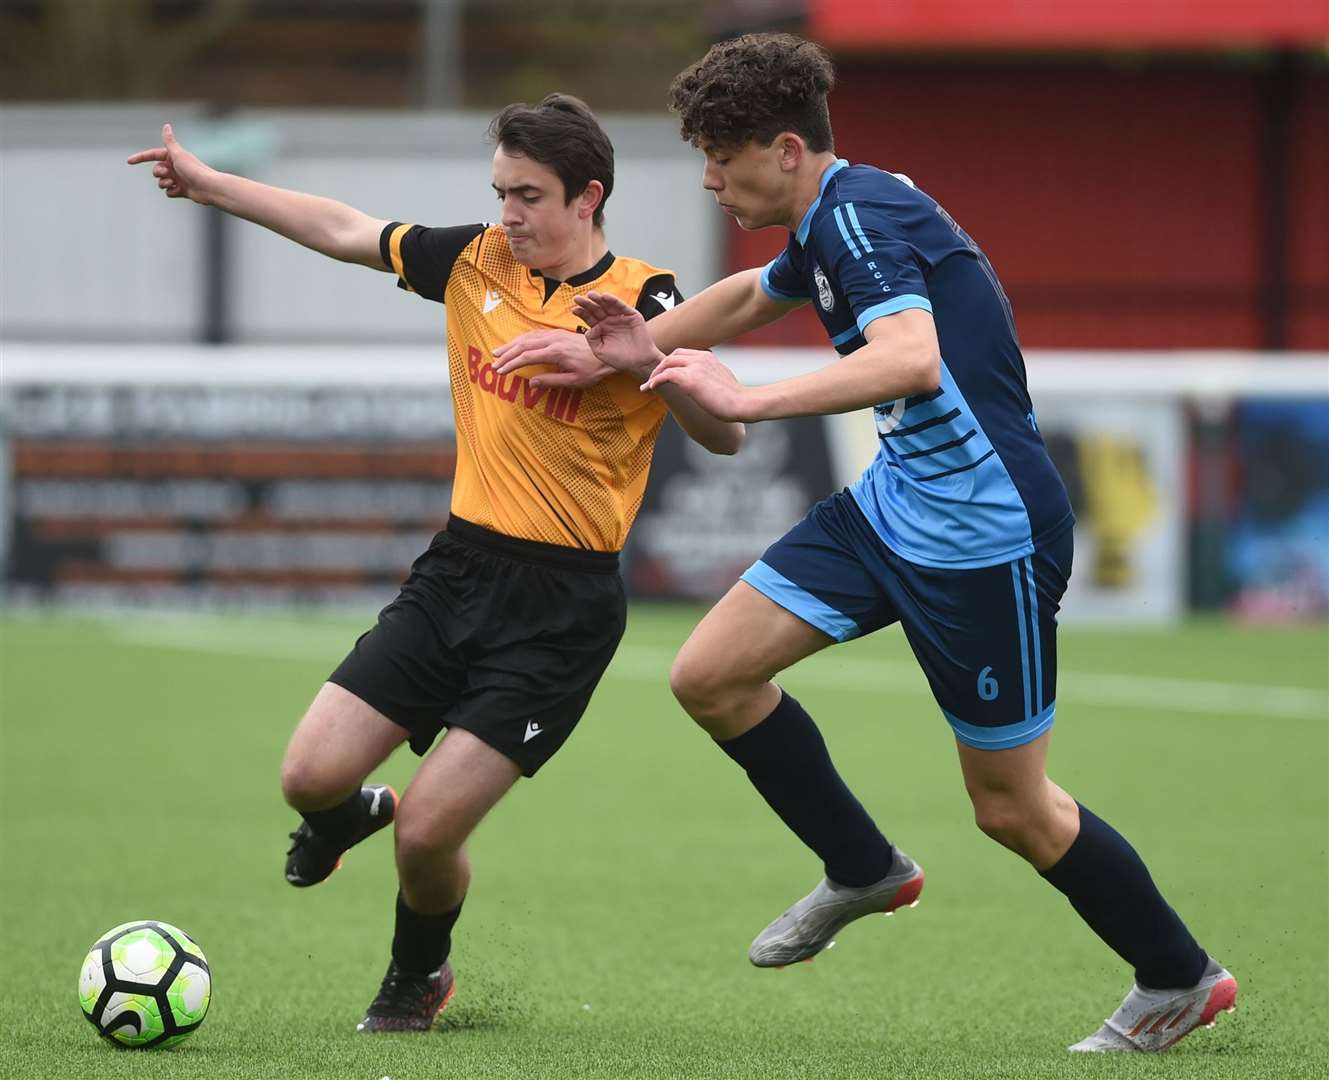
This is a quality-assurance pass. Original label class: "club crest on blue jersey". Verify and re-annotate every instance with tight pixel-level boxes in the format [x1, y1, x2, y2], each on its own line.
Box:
[813, 264, 834, 311]
[874, 399, 906, 435]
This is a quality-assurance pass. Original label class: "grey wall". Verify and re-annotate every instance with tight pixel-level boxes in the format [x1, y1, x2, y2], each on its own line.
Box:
[2, 105, 210, 340]
[1, 105, 721, 343]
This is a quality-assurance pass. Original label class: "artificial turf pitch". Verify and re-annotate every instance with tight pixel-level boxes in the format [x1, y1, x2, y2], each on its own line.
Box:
[1, 609, 1325, 1080]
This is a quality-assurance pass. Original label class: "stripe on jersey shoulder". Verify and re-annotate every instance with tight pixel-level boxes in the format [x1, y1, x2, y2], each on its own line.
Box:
[856, 294, 932, 334]
[832, 207, 862, 260]
[845, 203, 874, 254]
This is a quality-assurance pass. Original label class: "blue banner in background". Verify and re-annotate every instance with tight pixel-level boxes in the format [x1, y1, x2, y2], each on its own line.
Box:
[1227, 400, 1329, 619]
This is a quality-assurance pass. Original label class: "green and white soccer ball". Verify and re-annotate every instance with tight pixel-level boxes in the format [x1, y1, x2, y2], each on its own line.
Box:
[78, 921, 211, 1048]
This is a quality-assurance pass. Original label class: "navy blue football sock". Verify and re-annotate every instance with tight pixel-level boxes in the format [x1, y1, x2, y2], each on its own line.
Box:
[392, 892, 463, 975]
[717, 690, 894, 888]
[1040, 803, 1208, 990]
[299, 791, 364, 849]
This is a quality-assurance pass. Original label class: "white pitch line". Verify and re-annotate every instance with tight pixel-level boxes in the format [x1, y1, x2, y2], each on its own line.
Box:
[109, 621, 350, 663]
[104, 622, 1328, 723]
[609, 645, 1328, 722]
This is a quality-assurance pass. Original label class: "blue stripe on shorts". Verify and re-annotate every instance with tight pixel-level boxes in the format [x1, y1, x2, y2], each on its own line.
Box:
[945, 701, 1056, 751]
[740, 560, 861, 642]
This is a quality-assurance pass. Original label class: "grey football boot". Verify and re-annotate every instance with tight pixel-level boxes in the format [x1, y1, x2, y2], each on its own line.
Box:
[749, 850, 925, 967]
[1069, 957, 1238, 1052]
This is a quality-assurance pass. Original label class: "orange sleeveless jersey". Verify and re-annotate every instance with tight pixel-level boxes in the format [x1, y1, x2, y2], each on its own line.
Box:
[383, 223, 681, 552]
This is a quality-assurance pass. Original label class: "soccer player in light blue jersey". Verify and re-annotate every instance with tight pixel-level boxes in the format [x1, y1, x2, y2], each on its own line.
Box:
[494, 33, 1236, 1052]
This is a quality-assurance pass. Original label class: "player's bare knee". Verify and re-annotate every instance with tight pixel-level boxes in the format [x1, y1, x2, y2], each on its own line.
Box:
[279, 754, 337, 811]
[670, 649, 749, 722]
[393, 806, 465, 866]
[669, 651, 712, 713]
[970, 790, 1032, 844]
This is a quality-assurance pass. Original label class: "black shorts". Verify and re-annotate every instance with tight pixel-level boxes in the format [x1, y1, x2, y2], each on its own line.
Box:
[328, 516, 626, 776]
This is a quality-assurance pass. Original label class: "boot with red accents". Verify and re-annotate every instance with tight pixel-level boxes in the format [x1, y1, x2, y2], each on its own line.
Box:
[1069, 957, 1238, 1052]
[747, 850, 924, 968]
[356, 960, 456, 1033]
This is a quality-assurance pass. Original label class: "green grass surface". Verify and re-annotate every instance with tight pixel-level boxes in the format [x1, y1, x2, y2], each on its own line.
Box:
[1, 609, 1326, 1079]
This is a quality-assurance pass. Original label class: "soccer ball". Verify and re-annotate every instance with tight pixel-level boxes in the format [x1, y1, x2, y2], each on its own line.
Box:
[78, 920, 211, 1048]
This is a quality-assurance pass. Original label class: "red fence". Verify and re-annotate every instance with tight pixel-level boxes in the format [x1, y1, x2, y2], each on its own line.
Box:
[727, 61, 1328, 350]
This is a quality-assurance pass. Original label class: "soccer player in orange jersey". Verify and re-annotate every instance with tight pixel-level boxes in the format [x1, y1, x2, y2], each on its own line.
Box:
[128, 95, 742, 1032]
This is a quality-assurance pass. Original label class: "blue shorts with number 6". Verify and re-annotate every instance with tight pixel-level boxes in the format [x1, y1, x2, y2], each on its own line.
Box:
[740, 489, 1074, 751]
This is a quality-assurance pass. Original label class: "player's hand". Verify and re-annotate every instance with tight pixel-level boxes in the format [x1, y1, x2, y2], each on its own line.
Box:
[127, 123, 216, 203]
[492, 329, 613, 389]
[572, 291, 666, 376]
[642, 349, 754, 422]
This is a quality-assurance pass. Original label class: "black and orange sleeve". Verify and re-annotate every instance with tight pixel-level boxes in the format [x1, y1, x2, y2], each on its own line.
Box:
[634, 273, 685, 321]
[379, 222, 486, 303]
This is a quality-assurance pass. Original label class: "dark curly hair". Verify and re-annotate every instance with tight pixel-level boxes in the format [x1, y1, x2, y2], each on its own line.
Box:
[668, 33, 835, 152]
[488, 93, 614, 228]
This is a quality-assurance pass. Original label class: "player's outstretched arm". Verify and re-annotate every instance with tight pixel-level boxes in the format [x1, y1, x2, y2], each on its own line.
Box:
[127, 123, 390, 270]
[645, 309, 941, 422]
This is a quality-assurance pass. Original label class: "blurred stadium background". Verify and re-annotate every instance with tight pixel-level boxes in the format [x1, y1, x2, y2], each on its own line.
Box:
[0, 0, 1326, 618]
[1, 3, 1326, 1078]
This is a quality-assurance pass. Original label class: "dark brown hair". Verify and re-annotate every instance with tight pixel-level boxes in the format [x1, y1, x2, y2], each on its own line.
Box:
[487, 93, 614, 227]
[668, 33, 835, 152]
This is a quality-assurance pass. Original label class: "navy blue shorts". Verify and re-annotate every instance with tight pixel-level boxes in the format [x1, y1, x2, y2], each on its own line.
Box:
[740, 490, 1073, 751]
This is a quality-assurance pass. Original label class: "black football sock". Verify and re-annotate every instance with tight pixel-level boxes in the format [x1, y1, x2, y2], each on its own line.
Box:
[717, 690, 894, 888]
[392, 892, 464, 975]
[299, 790, 364, 849]
[1040, 803, 1208, 990]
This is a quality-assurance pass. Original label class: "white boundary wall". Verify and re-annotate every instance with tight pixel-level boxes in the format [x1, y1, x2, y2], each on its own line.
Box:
[6, 343, 1324, 394]
[2, 345, 1325, 621]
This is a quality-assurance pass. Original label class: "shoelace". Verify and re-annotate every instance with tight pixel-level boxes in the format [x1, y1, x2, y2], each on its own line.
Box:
[369, 967, 435, 1016]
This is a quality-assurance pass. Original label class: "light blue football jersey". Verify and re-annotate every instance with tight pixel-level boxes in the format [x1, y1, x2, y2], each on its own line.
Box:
[762, 160, 1073, 568]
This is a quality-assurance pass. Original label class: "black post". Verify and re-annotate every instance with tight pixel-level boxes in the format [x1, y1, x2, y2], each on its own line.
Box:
[202, 203, 228, 344]
[201, 106, 230, 344]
